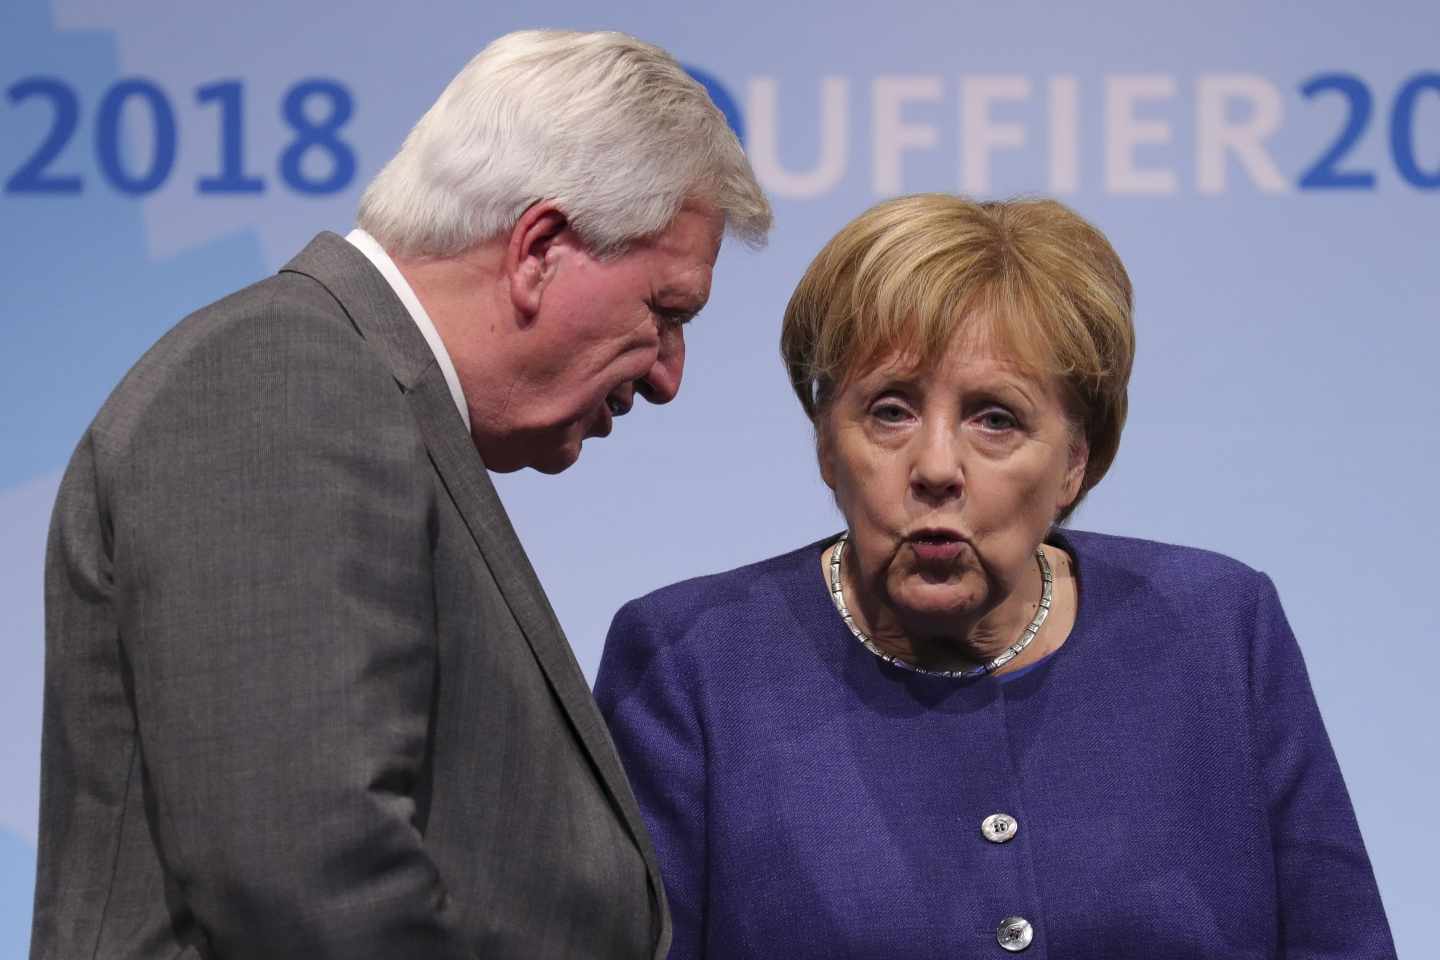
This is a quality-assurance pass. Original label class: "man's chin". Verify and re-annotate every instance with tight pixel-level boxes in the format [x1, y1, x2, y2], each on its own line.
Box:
[476, 423, 590, 474]
[527, 437, 584, 475]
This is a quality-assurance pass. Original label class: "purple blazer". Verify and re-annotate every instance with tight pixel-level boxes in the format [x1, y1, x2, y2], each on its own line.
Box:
[595, 530, 1396, 959]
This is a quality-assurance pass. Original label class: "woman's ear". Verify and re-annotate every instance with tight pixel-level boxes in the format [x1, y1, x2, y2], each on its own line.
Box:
[816, 416, 837, 492]
[1059, 431, 1089, 513]
[506, 202, 569, 322]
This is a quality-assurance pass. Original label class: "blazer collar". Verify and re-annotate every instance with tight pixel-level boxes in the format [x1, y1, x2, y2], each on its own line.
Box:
[279, 233, 670, 948]
[281, 231, 437, 389]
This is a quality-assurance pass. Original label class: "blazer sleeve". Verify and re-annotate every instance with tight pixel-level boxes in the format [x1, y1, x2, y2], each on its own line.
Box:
[595, 598, 708, 960]
[104, 307, 476, 958]
[1248, 575, 1396, 959]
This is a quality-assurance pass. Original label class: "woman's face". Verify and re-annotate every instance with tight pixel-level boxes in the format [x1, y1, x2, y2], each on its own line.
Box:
[819, 326, 1087, 637]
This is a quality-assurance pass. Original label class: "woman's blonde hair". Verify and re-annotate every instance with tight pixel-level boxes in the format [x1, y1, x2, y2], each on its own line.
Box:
[781, 194, 1135, 520]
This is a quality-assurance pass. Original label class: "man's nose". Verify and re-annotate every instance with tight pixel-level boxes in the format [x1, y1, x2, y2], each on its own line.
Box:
[635, 325, 685, 405]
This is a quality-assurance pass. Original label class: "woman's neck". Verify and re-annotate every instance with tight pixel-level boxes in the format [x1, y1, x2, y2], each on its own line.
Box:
[824, 541, 1076, 676]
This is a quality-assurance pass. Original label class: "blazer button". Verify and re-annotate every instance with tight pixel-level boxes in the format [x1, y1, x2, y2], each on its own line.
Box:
[996, 916, 1034, 952]
[981, 813, 1018, 843]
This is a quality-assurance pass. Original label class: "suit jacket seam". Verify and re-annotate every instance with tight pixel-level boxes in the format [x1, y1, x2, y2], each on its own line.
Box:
[88, 737, 139, 960]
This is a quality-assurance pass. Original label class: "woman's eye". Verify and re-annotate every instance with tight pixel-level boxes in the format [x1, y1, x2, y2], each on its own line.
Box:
[977, 409, 1017, 431]
[871, 403, 910, 423]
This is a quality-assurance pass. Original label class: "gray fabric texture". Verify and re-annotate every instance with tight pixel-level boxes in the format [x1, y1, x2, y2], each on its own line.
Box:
[30, 232, 669, 959]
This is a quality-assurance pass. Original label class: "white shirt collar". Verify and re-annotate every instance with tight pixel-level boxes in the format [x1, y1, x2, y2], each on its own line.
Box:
[345, 228, 471, 431]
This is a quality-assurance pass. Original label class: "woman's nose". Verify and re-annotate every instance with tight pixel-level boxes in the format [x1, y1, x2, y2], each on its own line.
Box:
[909, 423, 963, 503]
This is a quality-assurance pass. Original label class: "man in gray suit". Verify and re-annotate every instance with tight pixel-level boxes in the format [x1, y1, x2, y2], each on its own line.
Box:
[31, 30, 770, 959]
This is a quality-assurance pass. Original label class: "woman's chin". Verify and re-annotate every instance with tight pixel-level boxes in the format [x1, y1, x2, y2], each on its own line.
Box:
[889, 579, 984, 628]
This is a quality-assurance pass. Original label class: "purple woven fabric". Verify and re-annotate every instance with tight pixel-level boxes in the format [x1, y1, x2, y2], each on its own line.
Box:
[595, 529, 1396, 959]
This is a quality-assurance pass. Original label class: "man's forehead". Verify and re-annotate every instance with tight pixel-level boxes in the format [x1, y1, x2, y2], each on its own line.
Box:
[658, 203, 723, 252]
[653, 222, 719, 294]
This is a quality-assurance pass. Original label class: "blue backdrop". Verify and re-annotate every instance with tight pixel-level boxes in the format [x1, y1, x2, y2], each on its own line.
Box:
[3, 1, 1436, 955]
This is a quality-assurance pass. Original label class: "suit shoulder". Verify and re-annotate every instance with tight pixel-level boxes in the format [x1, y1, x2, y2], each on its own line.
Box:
[1062, 528, 1271, 606]
[609, 538, 832, 654]
[119, 269, 364, 392]
[598, 539, 830, 707]
[90, 270, 400, 456]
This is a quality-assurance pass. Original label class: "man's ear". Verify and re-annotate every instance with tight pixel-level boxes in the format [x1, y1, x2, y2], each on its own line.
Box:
[506, 202, 569, 322]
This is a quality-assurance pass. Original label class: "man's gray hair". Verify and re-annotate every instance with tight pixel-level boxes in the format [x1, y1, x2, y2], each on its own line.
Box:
[358, 29, 772, 257]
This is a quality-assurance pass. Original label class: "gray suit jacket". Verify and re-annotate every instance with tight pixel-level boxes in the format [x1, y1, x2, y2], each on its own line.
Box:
[31, 233, 670, 959]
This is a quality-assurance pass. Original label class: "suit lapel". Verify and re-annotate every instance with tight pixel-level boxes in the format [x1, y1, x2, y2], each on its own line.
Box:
[279, 234, 668, 927]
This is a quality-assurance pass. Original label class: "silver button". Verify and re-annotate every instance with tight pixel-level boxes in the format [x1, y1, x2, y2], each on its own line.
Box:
[996, 916, 1034, 952]
[981, 813, 1018, 843]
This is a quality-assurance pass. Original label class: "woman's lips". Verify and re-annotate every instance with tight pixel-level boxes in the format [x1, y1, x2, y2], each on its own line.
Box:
[908, 531, 965, 563]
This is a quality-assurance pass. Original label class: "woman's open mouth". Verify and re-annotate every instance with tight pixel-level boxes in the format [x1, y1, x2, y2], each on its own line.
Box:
[908, 529, 965, 563]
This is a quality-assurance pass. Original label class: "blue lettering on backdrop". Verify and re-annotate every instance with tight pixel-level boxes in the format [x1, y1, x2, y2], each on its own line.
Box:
[96, 79, 176, 194]
[5, 77, 83, 193]
[1391, 72, 1440, 188]
[196, 81, 265, 194]
[1297, 70, 1440, 191]
[4, 70, 1437, 196]
[4, 77, 357, 195]
[279, 79, 357, 195]
[14, 69, 1440, 197]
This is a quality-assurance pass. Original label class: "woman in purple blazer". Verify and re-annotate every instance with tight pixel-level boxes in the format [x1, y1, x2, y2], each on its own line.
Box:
[595, 195, 1395, 958]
